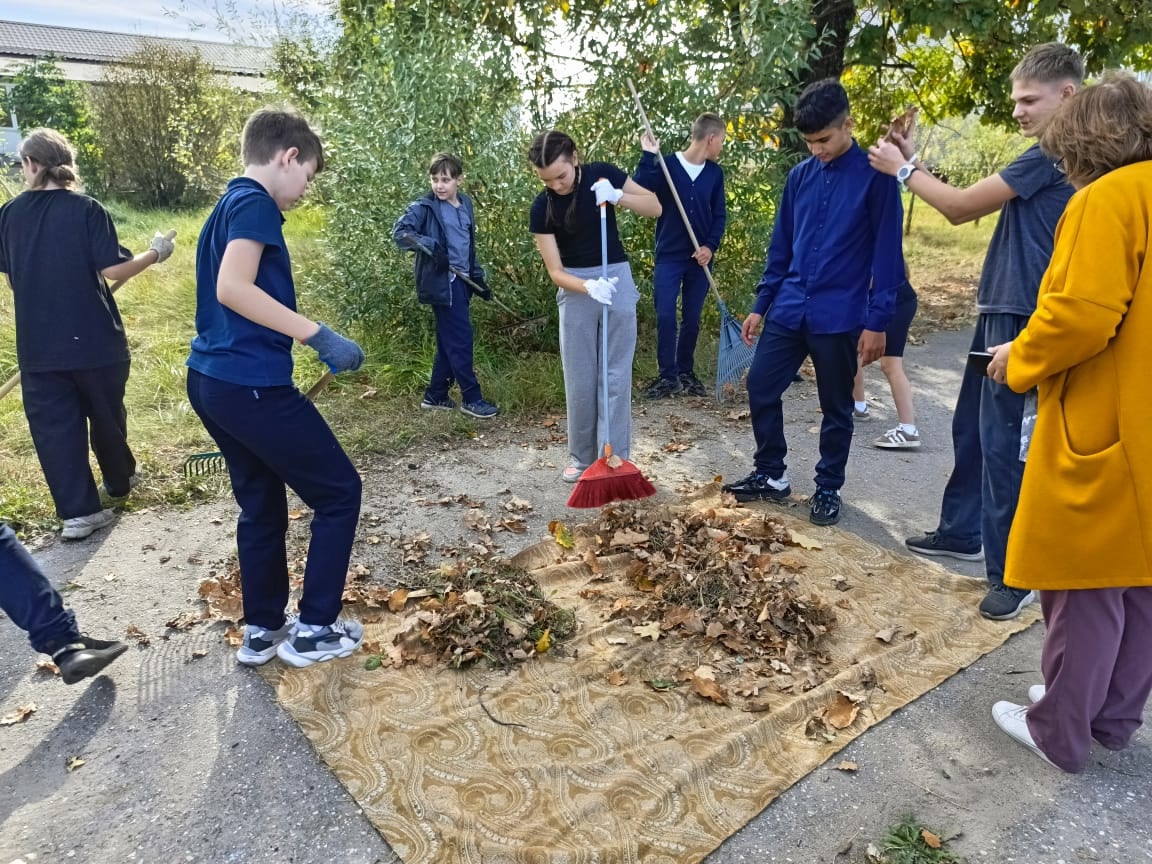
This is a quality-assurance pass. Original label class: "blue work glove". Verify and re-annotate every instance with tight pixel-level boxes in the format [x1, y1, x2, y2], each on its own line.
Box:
[304, 323, 365, 373]
[469, 274, 492, 301]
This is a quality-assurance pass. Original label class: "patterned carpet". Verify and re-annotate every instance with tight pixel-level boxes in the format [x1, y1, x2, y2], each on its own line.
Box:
[267, 495, 1037, 863]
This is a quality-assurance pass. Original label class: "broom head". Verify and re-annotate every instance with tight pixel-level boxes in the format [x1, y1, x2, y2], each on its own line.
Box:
[567, 445, 656, 508]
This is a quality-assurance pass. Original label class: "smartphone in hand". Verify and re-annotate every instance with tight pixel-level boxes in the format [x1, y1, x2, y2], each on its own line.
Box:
[967, 350, 995, 375]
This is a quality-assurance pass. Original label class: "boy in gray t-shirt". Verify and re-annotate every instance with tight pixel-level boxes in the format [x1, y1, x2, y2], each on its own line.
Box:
[868, 42, 1081, 621]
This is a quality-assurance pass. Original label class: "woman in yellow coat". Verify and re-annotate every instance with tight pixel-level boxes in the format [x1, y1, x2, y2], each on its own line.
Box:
[986, 73, 1152, 772]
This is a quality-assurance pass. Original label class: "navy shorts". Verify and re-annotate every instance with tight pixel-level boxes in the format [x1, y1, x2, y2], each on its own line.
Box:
[884, 280, 918, 357]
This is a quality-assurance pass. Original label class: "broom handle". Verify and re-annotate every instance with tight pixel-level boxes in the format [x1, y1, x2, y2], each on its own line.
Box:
[599, 200, 613, 460]
[626, 78, 724, 305]
[0, 277, 127, 402]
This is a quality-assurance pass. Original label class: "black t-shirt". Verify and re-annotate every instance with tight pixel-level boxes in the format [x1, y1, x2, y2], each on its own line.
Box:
[529, 161, 629, 268]
[0, 189, 132, 372]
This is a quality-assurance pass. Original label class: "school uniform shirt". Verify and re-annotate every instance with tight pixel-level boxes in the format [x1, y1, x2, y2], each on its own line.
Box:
[751, 141, 904, 334]
[978, 144, 1073, 316]
[633, 151, 726, 259]
[0, 189, 132, 372]
[529, 162, 629, 268]
[188, 177, 297, 388]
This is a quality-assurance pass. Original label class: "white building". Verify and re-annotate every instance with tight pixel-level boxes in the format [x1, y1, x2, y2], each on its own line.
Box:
[1, 19, 272, 154]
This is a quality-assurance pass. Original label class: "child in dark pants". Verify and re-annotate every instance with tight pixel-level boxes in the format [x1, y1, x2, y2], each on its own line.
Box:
[724, 79, 904, 526]
[0, 128, 175, 540]
[633, 113, 727, 398]
[393, 152, 499, 419]
[187, 107, 366, 668]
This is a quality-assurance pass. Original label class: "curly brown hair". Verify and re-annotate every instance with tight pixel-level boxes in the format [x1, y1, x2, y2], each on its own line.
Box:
[1040, 73, 1152, 188]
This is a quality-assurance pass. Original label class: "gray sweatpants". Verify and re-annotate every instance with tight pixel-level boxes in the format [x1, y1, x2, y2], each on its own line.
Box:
[558, 262, 639, 468]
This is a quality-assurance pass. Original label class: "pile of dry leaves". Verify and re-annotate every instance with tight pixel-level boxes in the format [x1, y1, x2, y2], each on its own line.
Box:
[576, 501, 842, 705]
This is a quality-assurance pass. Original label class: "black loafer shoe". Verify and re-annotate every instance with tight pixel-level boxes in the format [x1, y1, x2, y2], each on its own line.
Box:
[53, 636, 129, 685]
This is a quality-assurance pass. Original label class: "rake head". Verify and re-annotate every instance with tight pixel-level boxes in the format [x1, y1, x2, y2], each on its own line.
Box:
[715, 305, 757, 402]
[183, 451, 227, 478]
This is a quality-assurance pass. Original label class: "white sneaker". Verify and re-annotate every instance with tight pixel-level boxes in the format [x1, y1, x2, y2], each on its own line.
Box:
[61, 509, 117, 540]
[992, 701, 1056, 767]
[874, 426, 921, 449]
[236, 616, 296, 666]
[276, 618, 364, 668]
[1028, 684, 1046, 704]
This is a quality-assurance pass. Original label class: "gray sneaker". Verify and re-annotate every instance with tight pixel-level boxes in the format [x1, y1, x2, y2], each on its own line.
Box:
[276, 618, 364, 668]
[99, 472, 142, 506]
[61, 509, 117, 540]
[236, 616, 296, 666]
[979, 585, 1036, 620]
[874, 427, 921, 449]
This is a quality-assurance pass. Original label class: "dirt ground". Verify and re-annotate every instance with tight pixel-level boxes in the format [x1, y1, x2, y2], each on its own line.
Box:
[1, 325, 1149, 864]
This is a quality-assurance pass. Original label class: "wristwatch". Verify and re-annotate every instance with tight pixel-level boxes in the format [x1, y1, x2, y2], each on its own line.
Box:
[896, 161, 920, 185]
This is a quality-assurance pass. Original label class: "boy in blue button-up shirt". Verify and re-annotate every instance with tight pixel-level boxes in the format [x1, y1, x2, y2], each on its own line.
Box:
[724, 79, 904, 526]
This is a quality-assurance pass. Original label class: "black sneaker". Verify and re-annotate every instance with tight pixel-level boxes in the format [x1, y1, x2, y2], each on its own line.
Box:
[642, 376, 683, 399]
[678, 371, 708, 397]
[461, 398, 500, 419]
[52, 636, 129, 685]
[979, 585, 1037, 621]
[809, 487, 842, 526]
[420, 395, 457, 411]
[722, 471, 791, 502]
[905, 531, 984, 561]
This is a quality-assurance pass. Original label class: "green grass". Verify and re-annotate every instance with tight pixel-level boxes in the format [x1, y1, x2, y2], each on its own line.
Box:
[873, 814, 964, 863]
[0, 195, 992, 534]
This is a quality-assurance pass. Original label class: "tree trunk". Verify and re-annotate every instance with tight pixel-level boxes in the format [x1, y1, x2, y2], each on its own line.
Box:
[780, 0, 857, 154]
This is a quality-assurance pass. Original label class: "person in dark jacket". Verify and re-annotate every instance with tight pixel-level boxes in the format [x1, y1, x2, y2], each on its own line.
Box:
[633, 113, 727, 398]
[392, 152, 499, 419]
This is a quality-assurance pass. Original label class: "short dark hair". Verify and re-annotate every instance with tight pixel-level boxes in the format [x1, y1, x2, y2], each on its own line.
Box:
[794, 79, 850, 134]
[429, 152, 463, 177]
[241, 106, 325, 173]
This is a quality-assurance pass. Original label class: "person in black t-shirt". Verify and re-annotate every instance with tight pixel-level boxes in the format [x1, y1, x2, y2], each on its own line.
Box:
[527, 130, 661, 483]
[0, 128, 175, 540]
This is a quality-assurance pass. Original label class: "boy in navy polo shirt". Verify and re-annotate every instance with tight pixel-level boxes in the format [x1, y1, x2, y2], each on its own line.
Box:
[724, 79, 904, 526]
[187, 107, 366, 668]
[633, 113, 727, 398]
[392, 152, 499, 419]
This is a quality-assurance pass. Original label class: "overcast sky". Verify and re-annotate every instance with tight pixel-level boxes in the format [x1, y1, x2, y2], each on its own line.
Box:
[1, 0, 331, 44]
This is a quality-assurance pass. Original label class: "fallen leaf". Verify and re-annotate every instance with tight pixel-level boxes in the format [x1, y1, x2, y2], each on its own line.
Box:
[388, 588, 410, 613]
[605, 636, 629, 645]
[462, 589, 485, 606]
[690, 675, 729, 705]
[0, 704, 37, 726]
[165, 610, 205, 631]
[359, 387, 378, 399]
[744, 695, 773, 713]
[364, 655, 383, 671]
[866, 842, 884, 863]
[874, 626, 898, 643]
[348, 562, 371, 579]
[125, 624, 151, 646]
[548, 520, 575, 549]
[787, 530, 823, 550]
[632, 621, 662, 641]
[288, 509, 304, 520]
[535, 628, 552, 653]
[647, 677, 679, 691]
[606, 669, 627, 686]
[921, 830, 942, 849]
[35, 659, 60, 676]
[836, 760, 858, 772]
[606, 453, 623, 469]
[190, 649, 208, 660]
[693, 664, 717, 680]
[825, 692, 861, 729]
[223, 624, 244, 647]
[66, 756, 85, 772]
[504, 497, 533, 512]
[610, 529, 650, 547]
[366, 535, 381, 545]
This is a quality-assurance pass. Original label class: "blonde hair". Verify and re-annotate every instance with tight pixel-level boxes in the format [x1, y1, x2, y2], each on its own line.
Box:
[691, 113, 726, 141]
[1040, 72, 1152, 187]
[1011, 42, 1084, 85]
[18, 128, 80, 190]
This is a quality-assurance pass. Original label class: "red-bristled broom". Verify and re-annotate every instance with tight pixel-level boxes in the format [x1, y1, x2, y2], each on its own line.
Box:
[567, 196, 657, 508]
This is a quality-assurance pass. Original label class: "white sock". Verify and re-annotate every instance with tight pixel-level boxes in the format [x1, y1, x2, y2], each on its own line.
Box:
[854, 401, 868, 413]
[898, 423, 918, 435]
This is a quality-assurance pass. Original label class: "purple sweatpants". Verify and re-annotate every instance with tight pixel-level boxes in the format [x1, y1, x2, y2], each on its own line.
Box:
[1027, 586, 1152, 772]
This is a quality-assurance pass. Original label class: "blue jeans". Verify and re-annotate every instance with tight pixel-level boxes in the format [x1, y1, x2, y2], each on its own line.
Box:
[186, 370, 362, 630]
[653, 256, 710, 380]
[427, 277, 482, 404]
[747, 320, 860, 491]
[0, 522, 80, 656]
[935, 314, 1029, 586]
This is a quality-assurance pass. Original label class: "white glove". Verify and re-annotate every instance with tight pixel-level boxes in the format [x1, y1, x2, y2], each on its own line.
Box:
[583, 276, 618, 305]
[590, 178, 624, 206]
[149, 230, 176, 263]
